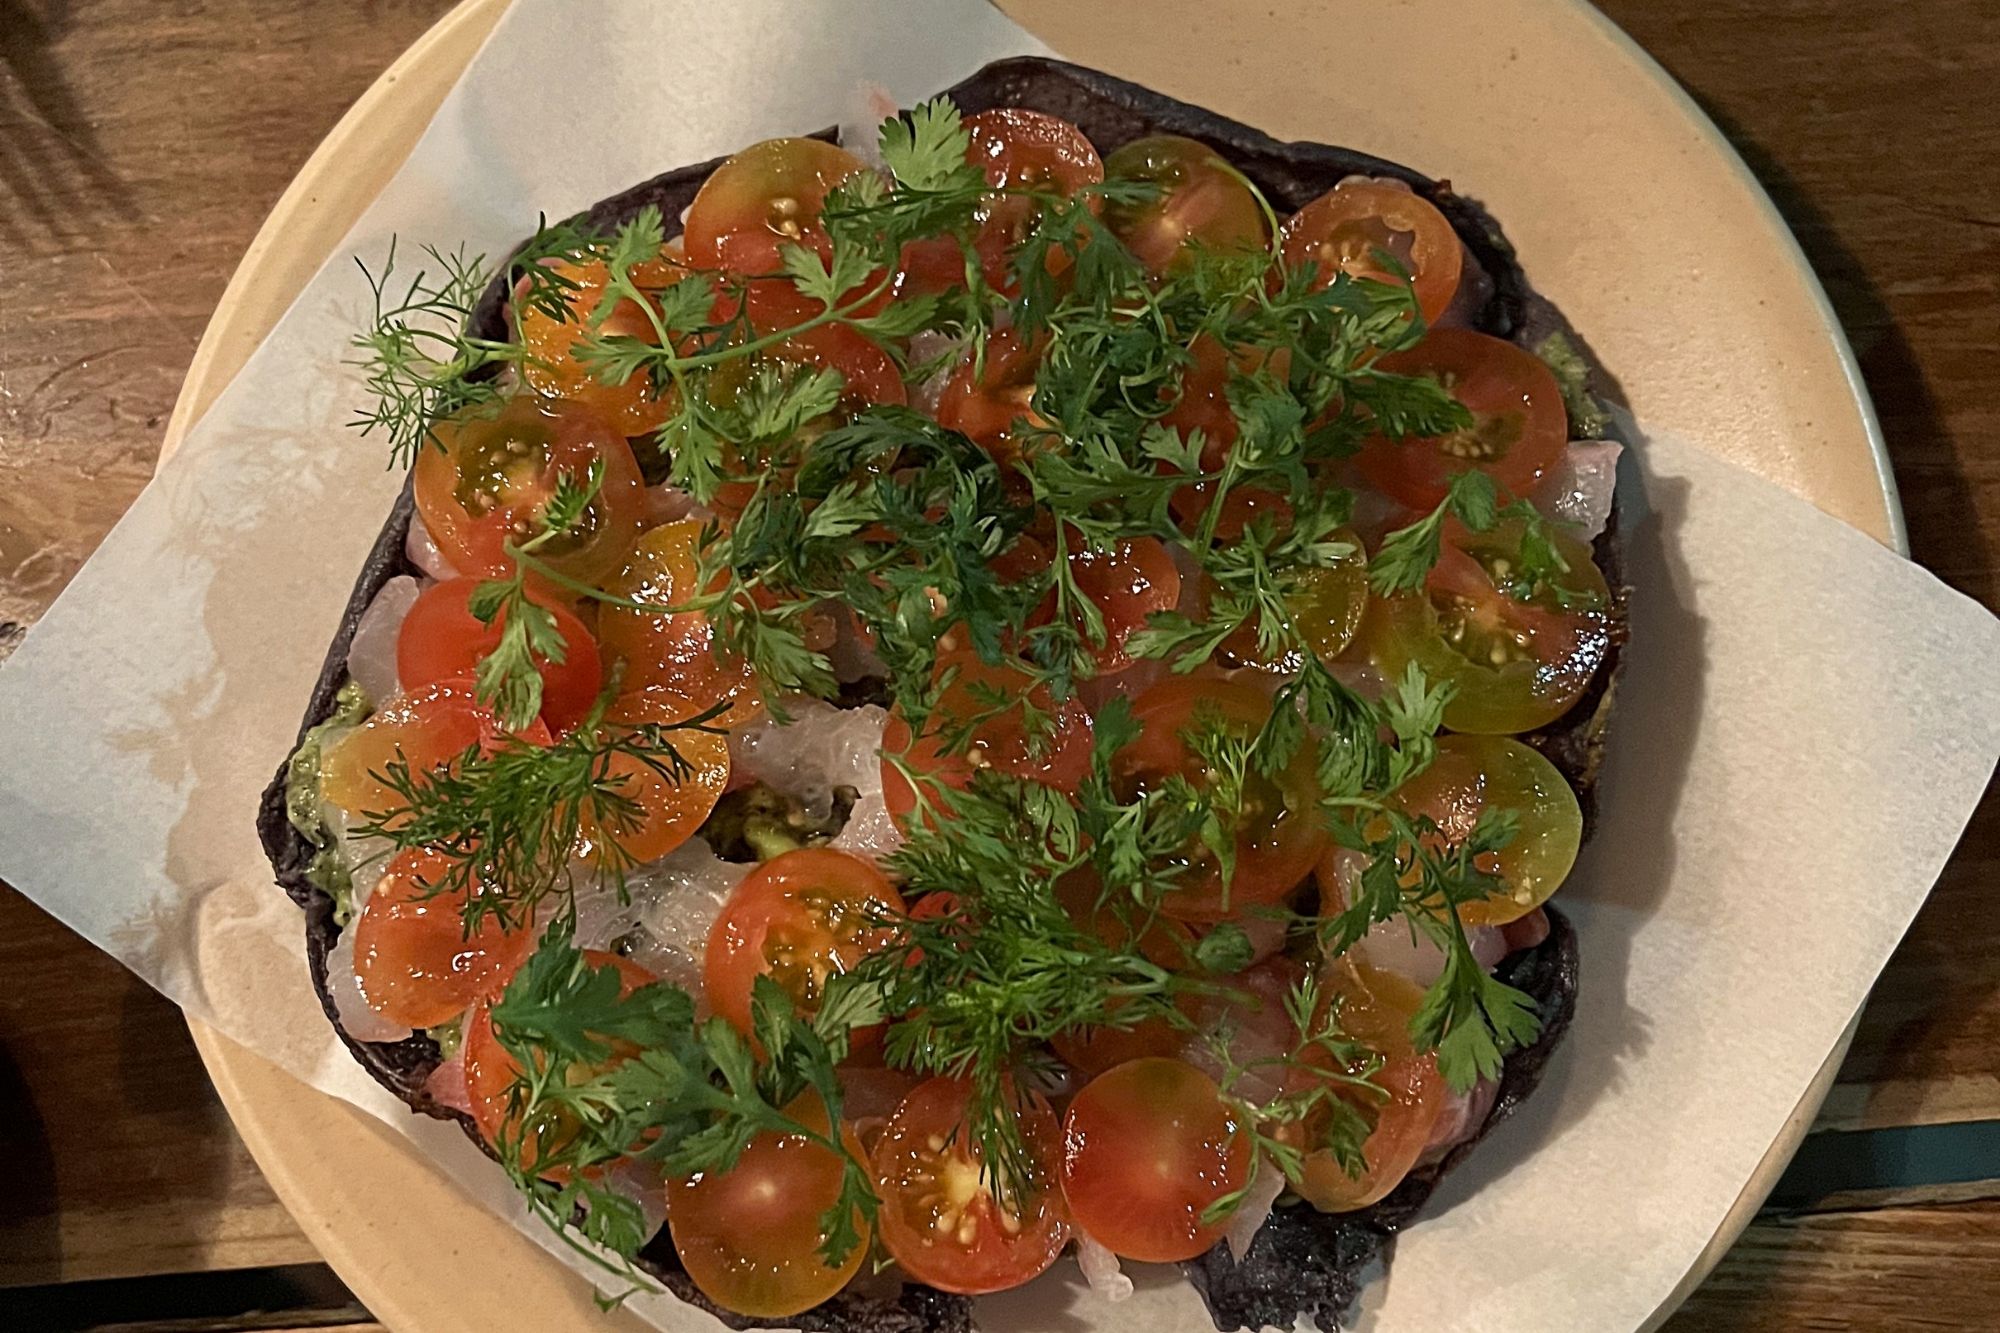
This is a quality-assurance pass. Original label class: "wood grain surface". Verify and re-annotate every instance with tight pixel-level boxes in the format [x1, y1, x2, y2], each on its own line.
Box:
[0, 0, 1994, 1327]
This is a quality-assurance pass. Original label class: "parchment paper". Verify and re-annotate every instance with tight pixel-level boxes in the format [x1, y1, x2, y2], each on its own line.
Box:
[0, 2, 1994, 1330]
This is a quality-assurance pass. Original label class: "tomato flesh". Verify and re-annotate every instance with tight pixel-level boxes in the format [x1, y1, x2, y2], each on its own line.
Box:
[320, 679, 504, 826]
[1060, 1057, 1251, 1262]
[683, 137, 866, 277]
[464, 950, 658, 1170]
[1280, 180, 1463, 327]
[1356, 328, 1567, 508]
[1114, 678, 1326, 921]
[1069, 535, 1181, 672]
[412, 396, 647, 583]
[936, 328, 1048, 463]
[667, 1093, 870, 1318]
[351, 846, 532, 1029]
[1050, 875, 1198, 1076]
[596, 520, 761, 728]
[574, 723, 731, 867]
[1286, 961, 1447, 1211]
[1213, 530, 1369, 674]
[395, 576, 603, 737]
[880, 652, 1095, 825]
[1318, 734, 1581, 928]
[872, 1078, 1071, 1294]
[704, 847, 906, 1040]
[516, 254, 685, 436]
[1362, 518, 1612, 734]
[1102, 136, 1267, 273]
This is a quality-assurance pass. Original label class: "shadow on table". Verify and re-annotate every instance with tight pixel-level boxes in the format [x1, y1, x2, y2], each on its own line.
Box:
[1677, 90, 1995, 608]
[0, 0, 137, 255]
[0, 1032, 61, 1279]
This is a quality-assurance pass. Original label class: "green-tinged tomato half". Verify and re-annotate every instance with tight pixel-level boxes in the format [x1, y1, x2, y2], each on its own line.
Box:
[1362, 519, 1612, 735]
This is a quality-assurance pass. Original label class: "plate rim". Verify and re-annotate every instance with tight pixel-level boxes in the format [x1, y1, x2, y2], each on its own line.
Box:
[168, 0, 1893, 1326]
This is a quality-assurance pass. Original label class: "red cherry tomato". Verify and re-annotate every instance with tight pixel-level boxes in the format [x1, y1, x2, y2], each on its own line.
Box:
[1361, 519, 1612, 734]
[515, 253, 688, 436]
[1068, 535, 1181, 672]
[722, 282, 908, 406]
[463, 950, 658, 1171]
[395, 577, 603, 737]
[1113, 678, 1326, 922]
[880, 653, 1094, 825]
[1060, 1057, 1252, 1262]
[320, 679, 509, 825]
[596, 520, 762, 728]
[1356, 329, 1567, 508]
[683, 137, 866, 277]
[412, 396, 647, 583]
[936, 328, 1048, 464]
[351, 846, 533, 1029]
[871, 1077, 1072, 1294]
[1280, 180, 1463, 327]
[894, 109, 1103, 299]
[1050, 875, 1198, 1076]
[1285, 961, 1447, 1212]
[1161, 334, 1238, 467]
[966, 108, 1105, 291]
[703, 284, 907, 520]
[1102, 136, 1267, 274]
[667, 1092, 871, 1318]
[703, 848, 906, 1040]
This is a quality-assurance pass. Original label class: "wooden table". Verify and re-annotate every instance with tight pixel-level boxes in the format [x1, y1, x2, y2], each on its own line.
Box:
[0, 1, 1993, 1328]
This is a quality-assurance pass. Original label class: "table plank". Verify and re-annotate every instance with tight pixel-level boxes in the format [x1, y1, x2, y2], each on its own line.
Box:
[0, 0, 458, 1286]
[1665, 1199, 2000, 1331]
[0, 0, 1994, 1324]
[1595, 0, 2000, 1138]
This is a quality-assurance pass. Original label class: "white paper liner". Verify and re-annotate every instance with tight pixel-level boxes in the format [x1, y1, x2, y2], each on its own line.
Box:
[0, 3, 1994, 1330]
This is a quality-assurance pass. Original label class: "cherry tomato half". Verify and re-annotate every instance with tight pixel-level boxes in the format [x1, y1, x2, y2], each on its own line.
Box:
[966, 108, 1105, 291]
[1102, 136, 1267, 274]
[871, 1077, 1072, 1294]
[463, 950, 658, 1171]
[936, 328, 1048, 464]
[395, 576, 604, 737]
[596, 520, 761, 728]
[1284, 960, 1447, 1212]
[1362, 519, 1612, 734]
[881, 653, 1095, 826]
[1069, 535, 1181, 672]
[895, 109, 1104, 299]
[1356, 329, 1567, 508]
[1060, 1057, 1251, 1262]
[412, 396, 647, 583]
[516, 253, 686, 436]
[683, 137, 866, 277]
[351, 846, 532, 1030]
[1212, 529, 1370, 675]
[1050, 874, 1198, 1076]
[703, 847, 906, 1039]
[320, 679, 505, 826]
[1113, 678, 1327, 921]
[1280, 180, 1463, 327]
[1317, 734, 1581, 927]
[573, 722, 731, 868]
[667, 1092, 871, 1318]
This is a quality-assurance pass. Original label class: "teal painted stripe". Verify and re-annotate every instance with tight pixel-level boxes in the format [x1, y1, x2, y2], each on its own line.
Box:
[1767, 1121, 2000, 1209]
